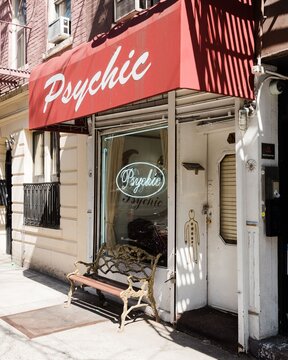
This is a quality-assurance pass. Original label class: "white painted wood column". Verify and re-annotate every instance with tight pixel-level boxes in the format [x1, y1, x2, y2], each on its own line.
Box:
[235, 98, 250, 352]
[168, 90, 176, 324]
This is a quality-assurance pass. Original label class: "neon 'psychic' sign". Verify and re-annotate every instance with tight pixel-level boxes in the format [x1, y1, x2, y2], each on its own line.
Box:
[116, 162, 165, 198]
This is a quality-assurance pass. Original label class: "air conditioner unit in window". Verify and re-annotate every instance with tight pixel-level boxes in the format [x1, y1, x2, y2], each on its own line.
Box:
[114, 0, 149, 22]
[48, 16, 71, 44]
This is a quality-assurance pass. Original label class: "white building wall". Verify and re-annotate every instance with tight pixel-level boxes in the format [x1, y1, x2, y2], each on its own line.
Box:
[236, 76, 279, 343]
[256, 78, 279, 339]
[0, 89, 90, 281]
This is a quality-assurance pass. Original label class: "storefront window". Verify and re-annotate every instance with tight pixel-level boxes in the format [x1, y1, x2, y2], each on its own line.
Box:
[100, 126, 168, 266]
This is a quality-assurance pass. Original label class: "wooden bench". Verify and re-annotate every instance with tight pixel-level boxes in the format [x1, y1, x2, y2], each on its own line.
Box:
[66, 243, 161, 330]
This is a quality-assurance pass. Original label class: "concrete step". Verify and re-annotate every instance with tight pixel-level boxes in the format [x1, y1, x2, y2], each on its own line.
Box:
[249, 336, 288, 360]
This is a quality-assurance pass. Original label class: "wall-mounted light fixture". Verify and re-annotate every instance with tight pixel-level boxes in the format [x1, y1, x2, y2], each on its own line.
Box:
[182, 162, 205, 175]
[269, 79, 286, 95]
[238, 101, 256, 132]
[238, 107, 249, 131]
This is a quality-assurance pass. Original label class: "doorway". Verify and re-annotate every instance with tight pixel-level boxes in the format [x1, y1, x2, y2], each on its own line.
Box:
[176, 123, 238, 349]
[176, 123, 237, 312]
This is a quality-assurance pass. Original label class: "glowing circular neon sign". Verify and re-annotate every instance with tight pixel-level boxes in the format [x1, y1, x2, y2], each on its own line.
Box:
[116, 162, 165, 198]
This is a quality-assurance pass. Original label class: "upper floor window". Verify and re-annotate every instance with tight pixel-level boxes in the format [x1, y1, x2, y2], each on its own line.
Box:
[15, 0, 26, 25]
[12, 0, 27, 68]
[55, 0, 71, 18]
[114, 0, 160, 23]
[47, 0, 71, 45]
[148, 0, 160, 5]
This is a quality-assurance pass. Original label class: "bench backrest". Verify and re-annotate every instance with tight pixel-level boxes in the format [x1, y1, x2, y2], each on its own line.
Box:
[90, 243, 161, 284]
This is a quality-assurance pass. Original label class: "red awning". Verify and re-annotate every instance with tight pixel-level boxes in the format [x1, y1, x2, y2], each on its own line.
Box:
[29, 0, 254, 130]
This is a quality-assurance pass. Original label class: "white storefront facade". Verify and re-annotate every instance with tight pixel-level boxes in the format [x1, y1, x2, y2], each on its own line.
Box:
[2, 0, 281, 353]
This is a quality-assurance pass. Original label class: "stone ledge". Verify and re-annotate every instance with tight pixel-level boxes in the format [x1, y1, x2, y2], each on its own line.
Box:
[249, 336, 288, 360]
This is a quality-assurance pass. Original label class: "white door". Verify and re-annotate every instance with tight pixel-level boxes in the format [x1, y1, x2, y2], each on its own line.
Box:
[176, 123, 208, 313]
[207, 130, 237, 312]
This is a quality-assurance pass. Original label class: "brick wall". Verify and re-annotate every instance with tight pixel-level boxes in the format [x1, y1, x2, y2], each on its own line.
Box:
[71, 0, 86, 46]
[72, 0, 114, 45]
[26, 1, 47, 68]
[1, 0, 114, 70]
[86, 0, 114, 41]
[0, 2, 12, 67]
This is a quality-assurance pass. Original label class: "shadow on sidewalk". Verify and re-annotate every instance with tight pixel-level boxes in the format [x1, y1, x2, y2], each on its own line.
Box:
[23, 268, 68, 295]
[21, 267, 254, 359]
[22, 267, 146, 328]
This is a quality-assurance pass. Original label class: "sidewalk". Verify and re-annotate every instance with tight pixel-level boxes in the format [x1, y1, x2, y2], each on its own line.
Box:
[0, 253, 255, 360]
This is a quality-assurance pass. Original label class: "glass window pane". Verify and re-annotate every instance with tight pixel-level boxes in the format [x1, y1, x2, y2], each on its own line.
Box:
[15, 0, 26, 24]
[101, 127, 168, 266]
[220, 154, 237, 244]
[17, 28, 25, 68]
[50, 132, 60, 177]
[56, 0, 71, 18]
[33, 132, 44, 177]
[65, 0, 71, 18]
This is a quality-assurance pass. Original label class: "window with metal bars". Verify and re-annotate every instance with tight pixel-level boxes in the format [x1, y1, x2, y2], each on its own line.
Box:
[220, 154, 237, 244]
[23, 182, 60, 228]
[27, 131, 60, 228]
[0, 180, 7, 206]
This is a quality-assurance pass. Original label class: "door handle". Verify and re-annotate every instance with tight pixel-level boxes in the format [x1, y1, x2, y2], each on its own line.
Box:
[165, 272, 176, 283]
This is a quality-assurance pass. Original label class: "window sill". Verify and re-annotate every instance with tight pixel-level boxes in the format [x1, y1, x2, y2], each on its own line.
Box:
[43, 37, 72, 60]
[23, 224, 63, 237]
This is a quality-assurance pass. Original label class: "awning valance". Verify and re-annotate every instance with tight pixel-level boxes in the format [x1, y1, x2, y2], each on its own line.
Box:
[29, 0, 254, 130]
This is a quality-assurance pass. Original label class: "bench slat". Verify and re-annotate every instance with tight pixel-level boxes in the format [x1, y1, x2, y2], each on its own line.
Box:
[69, 274, 123, 297]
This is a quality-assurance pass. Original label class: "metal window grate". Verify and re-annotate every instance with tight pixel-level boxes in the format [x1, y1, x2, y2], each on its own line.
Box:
[23, 182, 60, 228]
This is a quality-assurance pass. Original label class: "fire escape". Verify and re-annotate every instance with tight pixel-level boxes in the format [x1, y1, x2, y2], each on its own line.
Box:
[0, 19, 30, 96]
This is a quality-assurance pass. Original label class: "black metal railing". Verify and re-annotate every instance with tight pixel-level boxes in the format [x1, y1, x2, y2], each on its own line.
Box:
[24, 182, 60, 229]
[0, 179, 7, 206]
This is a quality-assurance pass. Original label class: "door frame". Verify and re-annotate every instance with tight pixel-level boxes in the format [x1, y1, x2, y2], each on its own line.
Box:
[5, 148, 12, 255]
[278, 88, 288, 335]
[94, 117, 176, 321]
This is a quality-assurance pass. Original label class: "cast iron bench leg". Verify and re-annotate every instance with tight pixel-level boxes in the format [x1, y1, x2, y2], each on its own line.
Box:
[66, 279, 75, 307]
[120, 297, 128, 331]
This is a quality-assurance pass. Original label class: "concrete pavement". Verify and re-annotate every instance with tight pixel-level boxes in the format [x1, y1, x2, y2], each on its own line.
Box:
[0, 252, 254, 360]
